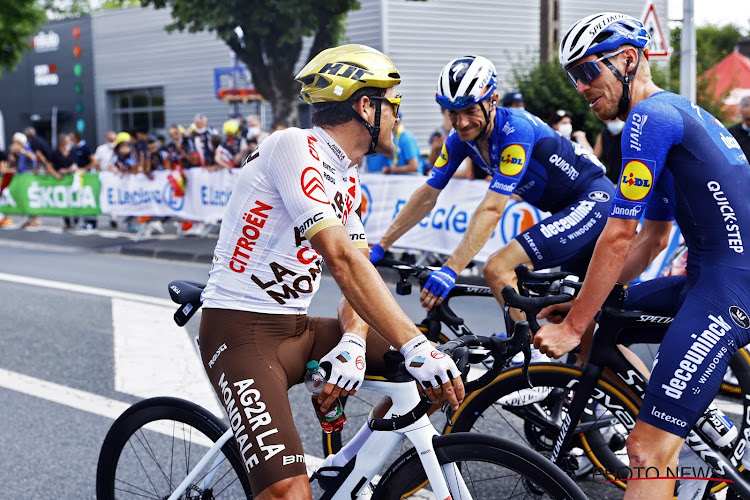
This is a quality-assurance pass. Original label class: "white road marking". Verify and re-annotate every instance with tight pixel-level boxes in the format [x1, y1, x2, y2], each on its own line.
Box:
[112, 297, 222, 417]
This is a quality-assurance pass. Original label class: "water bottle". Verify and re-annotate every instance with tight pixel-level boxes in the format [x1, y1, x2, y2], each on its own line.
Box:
[305, 360, 347, 434]
[696, 403, 738, 452]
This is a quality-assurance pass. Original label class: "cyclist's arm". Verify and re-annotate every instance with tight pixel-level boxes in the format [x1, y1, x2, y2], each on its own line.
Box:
[443, 188, 510, 274]
[566, 217, 639, 333]
[378, 182, 440, 249]
[619, 219, 673, 284]
[337, 245, 373, 342]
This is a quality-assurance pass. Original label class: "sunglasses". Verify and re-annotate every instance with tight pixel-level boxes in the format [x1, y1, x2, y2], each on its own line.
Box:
[566, 48, 627, 89]
[370, 95, 402, 116]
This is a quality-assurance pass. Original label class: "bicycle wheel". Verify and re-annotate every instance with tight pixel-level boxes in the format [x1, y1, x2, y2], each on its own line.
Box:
[373, 433, 587, 500]
[97, 396, 252, 500]
[446, 363, 638, 495]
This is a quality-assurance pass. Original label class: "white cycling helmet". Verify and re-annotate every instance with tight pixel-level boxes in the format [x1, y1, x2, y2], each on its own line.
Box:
[559, 12, 649, 70]
[436, 55, 497, 111]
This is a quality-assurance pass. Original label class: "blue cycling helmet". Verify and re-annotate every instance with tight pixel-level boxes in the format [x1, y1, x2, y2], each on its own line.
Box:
[559, 12, 649, 70]
[436, 56, 497, 111]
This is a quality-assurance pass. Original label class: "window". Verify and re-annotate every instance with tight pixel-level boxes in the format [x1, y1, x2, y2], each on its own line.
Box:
[109, 87, 165, 137]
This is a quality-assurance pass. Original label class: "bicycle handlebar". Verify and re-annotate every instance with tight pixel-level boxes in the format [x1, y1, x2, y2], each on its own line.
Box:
[369, 321, 532, 431]
[501, 286, 573, 333]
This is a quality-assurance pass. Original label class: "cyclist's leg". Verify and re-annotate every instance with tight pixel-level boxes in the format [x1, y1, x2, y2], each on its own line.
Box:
[624, 421, 684, 499]
[632, 269, 750, 497]
[199, 309, 313, 499]
[483, 239, 533, 322]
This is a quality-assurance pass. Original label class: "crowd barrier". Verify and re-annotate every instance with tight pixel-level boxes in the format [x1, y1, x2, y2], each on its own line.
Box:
[0, 169, 681, 278]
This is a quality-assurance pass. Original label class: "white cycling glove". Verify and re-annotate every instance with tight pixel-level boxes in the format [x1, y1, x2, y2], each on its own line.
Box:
[320, 333, 367, 391]
[400, 335, 459, 389]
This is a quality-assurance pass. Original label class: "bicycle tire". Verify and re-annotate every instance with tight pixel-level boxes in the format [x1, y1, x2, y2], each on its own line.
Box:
[96, 396, 252, 500]
[446, 363, 638, 492]
[372, 432, 587, 500]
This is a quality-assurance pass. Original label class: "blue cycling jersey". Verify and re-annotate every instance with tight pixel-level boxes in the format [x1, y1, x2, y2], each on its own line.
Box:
[611, 91, 750, 269]
[427, 107, 607, 213]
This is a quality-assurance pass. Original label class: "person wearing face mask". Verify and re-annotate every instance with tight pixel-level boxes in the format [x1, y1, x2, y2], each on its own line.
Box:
[548, 109, 594, 153]
[727, 95, 750, 161]
[593, 118, 625, 185]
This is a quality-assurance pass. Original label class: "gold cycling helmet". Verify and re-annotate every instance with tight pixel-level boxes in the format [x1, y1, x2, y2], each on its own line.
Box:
[296, 44, 401, 103]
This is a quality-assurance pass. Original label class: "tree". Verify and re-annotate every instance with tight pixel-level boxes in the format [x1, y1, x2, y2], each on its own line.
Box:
[0, 1, 46, 76]
[141, 0, 361, 124]
[668, 23, 747, 122]
[511, 58, 604, 144]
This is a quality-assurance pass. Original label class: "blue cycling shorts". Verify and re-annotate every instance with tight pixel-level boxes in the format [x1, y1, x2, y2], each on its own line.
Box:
[633, 268, 750, 437]
[516, 177, 613, 278]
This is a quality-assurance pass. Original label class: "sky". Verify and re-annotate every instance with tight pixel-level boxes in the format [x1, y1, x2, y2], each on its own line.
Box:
[668, 0, 750, 31]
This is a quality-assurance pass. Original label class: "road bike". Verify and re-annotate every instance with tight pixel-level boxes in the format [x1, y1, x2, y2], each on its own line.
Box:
[448, 265, 750, 499]
[95, 279, 587, 500]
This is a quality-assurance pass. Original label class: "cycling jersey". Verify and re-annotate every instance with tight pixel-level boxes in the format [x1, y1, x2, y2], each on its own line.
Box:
[201, 127, 368, 314]
[610, 91, 749, 269]
[427, 107, 608, 213]
[426, 107, 614, 272]
[610, 92, 750, 438]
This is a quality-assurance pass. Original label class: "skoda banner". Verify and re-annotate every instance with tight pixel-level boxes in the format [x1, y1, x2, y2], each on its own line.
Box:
[0, 173, 100, 215]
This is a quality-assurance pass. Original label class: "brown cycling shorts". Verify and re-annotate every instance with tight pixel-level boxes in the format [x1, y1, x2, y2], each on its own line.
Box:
[199, 308, 390, 496]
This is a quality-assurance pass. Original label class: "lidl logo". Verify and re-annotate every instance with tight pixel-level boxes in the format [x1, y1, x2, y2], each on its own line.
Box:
[499, 144, 525, 176]
[620, 161, 653, 201]
[434, 143, 449, 168]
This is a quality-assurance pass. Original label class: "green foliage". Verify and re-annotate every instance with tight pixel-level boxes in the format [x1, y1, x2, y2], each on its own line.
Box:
[0, 1, 46, 76]
[42, 0, 94, 17]
[511, 58, 604, 143]
[667, 24, 746, 123]
[141, 0, 362, 124]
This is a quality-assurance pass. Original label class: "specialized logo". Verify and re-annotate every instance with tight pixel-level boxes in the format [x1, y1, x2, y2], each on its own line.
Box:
[451, 62, 466, 81]
[730, 306, 750, 329]
[434, 143, 449, 168]
[499, 144, 526, 176]
[619, 161, 653, 201]
[588, 190, 611, 202]
[301, 167, 329, 204]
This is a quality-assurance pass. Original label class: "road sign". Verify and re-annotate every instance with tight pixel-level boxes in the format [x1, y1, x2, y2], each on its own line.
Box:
[641, 0, 670, 58]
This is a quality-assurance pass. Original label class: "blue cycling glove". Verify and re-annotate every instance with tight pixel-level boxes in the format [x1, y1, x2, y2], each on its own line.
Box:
[369, 244, 385, 264]
[424, 266, 457, 299]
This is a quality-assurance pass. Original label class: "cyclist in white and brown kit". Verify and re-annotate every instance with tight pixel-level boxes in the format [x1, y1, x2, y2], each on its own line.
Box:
[198, 44, 464, 499]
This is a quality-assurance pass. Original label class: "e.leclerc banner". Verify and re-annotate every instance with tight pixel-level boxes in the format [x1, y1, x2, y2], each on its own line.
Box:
[0, 173, 100, 215]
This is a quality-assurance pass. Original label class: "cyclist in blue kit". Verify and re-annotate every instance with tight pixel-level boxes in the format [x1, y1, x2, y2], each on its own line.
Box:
[371, 55, 614, 316]
[535, 12, 750, 499]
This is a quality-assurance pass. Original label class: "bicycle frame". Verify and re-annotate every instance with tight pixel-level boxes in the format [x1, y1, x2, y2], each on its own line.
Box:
[549, 307, 750, 496]
[161, 375, 466, 500]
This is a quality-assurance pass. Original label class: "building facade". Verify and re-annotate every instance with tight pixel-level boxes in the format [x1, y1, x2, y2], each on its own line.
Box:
[0, 0, 667, 152]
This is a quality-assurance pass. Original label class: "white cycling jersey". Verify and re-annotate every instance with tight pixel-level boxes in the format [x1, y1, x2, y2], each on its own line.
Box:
[201, 126, 368, 314]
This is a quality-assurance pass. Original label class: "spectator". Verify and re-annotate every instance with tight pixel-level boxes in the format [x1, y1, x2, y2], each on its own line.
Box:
[379, 115, 422, 175]
[0, 148, 13, 226]
[147, 137, 171, 171]
[501, 91, 524, 109]
[166, 124, 198, 168]
[94, 131, 116, 172]
[190, 113, 217, 167]
[231, 113, 248, 138]
[245, 114, 269, 151]
[548, 109, 594, 152]
[727, 95, 750, 160]
[49, 133, 77, 229]
[69, 130, 97, 229]
[133, 128, 151, 174]
[9, 132, 37, 175]
[108, 132, 138, 174]
[593, 118, 625, 185]
[24, 127, 52, 174]
[216, 120, 243, 168]
[428, 108, 453, 165]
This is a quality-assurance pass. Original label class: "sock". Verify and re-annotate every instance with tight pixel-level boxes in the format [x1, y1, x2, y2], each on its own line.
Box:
[331, 414, 374, 467]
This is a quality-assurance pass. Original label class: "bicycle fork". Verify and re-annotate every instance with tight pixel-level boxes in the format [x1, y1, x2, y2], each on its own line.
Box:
[167, 428, 234, 500]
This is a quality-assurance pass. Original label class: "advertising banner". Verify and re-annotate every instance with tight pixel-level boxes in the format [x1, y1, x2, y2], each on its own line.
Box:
[98, 169, 239, 221]
[359, 173, 546, 262]
[0, 173, 100, 215]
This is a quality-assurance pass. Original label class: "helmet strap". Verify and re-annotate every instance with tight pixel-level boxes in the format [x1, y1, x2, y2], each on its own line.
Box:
[347, 97, 382, 156]
[473, 100, 493, 142]
[601, 49, 642, 118]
